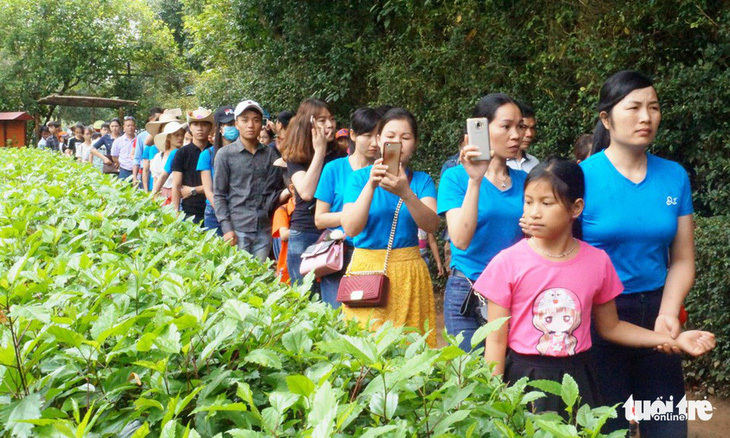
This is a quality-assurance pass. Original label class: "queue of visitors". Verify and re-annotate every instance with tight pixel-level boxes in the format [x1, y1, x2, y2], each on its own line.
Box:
[37, 70, 716, 436]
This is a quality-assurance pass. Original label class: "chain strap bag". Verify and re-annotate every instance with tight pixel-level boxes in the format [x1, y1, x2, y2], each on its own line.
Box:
[336, 199, 403, 308]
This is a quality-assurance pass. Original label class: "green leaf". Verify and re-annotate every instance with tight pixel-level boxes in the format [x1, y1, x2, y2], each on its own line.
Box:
[6, 393, 42, 438]
[368, 391, 398, 421]
[154, 324, 181, 354]
[286, 374, 315, 397]
[529, 379, 563, 396]
[10, 304, 51, 324]
[269, 392, 299, 414]
[358, 425, 399, 438]
[129, 422, 150, 438]
[308, 381, 337, 436]
[244, 349, 282, 370]
[47, 326, 85, 348]
[470, 316, 510, 348]
[561, 373, 580, 411]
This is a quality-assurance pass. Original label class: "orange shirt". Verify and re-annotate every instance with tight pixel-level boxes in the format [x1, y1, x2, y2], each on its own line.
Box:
[272, 199, 295, 283]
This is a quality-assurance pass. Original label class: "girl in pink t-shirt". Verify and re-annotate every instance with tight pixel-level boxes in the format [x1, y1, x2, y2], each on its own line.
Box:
[474, 158, 715, 414]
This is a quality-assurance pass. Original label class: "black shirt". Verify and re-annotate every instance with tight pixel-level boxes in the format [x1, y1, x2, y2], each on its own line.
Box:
[287, 151, 343, 232]
[171, 142, 212, 215]
[66, 137, 81, 155]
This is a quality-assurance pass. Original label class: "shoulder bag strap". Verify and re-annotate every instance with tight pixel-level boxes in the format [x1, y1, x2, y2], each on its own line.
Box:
[381, 199, 404, 274]
[346, 198, 403, 276]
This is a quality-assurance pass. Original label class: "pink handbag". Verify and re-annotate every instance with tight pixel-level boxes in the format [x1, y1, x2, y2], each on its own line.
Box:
[299, 231, 344, 278]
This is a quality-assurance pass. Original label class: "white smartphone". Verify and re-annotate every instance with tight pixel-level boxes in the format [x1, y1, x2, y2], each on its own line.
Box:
[466, 117, 491, 161]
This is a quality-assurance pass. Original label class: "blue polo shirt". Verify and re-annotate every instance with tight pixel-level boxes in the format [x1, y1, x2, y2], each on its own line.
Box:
[141, 143, 159, 190]
[196, 148, 214, 205]
[581, 151, 693, 294]
[343, 167, 437, 250]
[438, 165, 527, 280]
[163, 148, 179, 175]
[314, 156, 355, 244]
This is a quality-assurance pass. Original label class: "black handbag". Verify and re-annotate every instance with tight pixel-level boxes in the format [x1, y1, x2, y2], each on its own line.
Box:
[458, 275, 488, 325]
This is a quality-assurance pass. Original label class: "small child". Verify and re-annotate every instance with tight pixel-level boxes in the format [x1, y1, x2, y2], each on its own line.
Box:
[272, 187, 296, 284]
[475, 158, 715, 413]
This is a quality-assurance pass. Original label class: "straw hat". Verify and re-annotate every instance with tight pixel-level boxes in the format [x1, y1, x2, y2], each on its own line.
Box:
[186, 107, 215, 125]
[145, 112, 181, 136]
[154, 121, 187, 150]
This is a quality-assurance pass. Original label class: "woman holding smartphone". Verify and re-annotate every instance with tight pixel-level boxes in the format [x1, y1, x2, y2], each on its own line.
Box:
[581, 71, 695, 436]
[314, 108, 382, 307]
[341, 108, 440, 347]
[283, 98, 342, 290]
[438, 93, 527, 351]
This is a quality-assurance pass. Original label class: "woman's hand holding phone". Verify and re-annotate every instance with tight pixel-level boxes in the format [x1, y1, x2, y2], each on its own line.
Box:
[461, 140, 491, 182]
[380, 162, 412, 198]
[310, 116, 327, 154]
[369, 158, 388, 188]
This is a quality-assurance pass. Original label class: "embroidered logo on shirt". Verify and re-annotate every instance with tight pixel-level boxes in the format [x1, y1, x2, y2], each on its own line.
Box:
[666, 196, 678, 206]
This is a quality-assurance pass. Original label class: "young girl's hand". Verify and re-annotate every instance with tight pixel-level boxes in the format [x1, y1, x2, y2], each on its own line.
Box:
[369, 158, 388, 188]
[461, 143, 490, 181]
[674, 330, 716, 357]
[380, 163, 412, 198]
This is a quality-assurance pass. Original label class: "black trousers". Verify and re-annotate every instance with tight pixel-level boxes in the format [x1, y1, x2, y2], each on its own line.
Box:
[590, 288, 687, 437]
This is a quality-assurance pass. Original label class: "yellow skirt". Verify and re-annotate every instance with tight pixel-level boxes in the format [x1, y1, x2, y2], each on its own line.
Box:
[342, 246, 437, 348]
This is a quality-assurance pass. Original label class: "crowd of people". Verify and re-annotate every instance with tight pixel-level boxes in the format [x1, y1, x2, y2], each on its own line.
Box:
[37, 70, 716, 436]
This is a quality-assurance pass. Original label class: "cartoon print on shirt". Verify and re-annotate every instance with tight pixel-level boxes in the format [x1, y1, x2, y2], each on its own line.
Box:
[532, 288, 582, 356]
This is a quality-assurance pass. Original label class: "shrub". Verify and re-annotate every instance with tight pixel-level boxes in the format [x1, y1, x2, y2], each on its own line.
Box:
[0, 149, 619, 437]
[684, 215, 730, 397]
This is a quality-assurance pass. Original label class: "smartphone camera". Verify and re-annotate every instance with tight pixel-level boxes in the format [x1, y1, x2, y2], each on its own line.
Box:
[476, 121, 484, 130]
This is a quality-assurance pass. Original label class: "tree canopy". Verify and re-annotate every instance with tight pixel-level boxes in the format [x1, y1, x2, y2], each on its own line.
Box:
[0, 0, 183, 122]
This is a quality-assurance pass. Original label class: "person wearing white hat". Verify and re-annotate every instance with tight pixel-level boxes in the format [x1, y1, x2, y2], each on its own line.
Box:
[150, 121, 187, 202]
[132, 107, 164, 189]
[169, 108, 214, 225]
[213, 99, 287, 260]
[140, 110, 182, 190]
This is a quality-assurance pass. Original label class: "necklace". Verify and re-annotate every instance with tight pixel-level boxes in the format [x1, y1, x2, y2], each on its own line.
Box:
[486, 172, 510, 188]
[529, 237, 578, 258]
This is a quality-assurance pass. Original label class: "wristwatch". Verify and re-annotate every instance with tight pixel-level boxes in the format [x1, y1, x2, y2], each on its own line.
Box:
[190, 187, 197, 197]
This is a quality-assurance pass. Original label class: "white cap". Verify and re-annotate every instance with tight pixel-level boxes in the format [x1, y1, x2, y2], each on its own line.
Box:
[234, 99, 264, 118]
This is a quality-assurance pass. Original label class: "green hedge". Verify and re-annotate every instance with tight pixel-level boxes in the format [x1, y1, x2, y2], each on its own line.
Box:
[684, 215, 730, 397]
[0, 149, 620, 437]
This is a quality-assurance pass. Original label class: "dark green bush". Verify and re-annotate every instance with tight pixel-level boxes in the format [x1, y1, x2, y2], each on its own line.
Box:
[183, 0, 730, 211]
[684, 215, 730, 397]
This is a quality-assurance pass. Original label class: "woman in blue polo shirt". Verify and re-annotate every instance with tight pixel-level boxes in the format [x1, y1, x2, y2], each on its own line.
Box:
[438, 93, 526, 352]
[341, 108, 439, 348]
[581, 71, 695, 437]
[314, 108, 381, 307]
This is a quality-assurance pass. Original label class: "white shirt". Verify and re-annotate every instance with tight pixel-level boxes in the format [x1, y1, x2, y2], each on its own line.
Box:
[507, 153, 540, 173]
[150, 150, 175, 189]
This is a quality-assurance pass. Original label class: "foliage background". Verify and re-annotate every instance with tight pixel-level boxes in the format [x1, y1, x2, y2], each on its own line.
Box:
[181, 0, 730, 216]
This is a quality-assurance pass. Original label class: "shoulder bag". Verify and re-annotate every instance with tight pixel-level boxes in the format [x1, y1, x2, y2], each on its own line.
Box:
[336, 199, 403, 307]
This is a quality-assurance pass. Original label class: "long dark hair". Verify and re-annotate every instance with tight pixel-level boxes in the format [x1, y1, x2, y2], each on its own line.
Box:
[592, 71, 654, 155]
[525, 157, 585, 239]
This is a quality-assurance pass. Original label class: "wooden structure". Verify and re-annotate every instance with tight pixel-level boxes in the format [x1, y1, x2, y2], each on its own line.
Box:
[0, 112, 33, 147]
[35, 94, 138, 142]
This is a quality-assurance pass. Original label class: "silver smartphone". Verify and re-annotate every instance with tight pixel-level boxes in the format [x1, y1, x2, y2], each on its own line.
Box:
[466, 117, 491, 161]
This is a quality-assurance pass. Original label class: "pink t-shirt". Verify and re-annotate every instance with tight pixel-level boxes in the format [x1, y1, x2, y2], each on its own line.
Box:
[474, 239, 623, 356]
